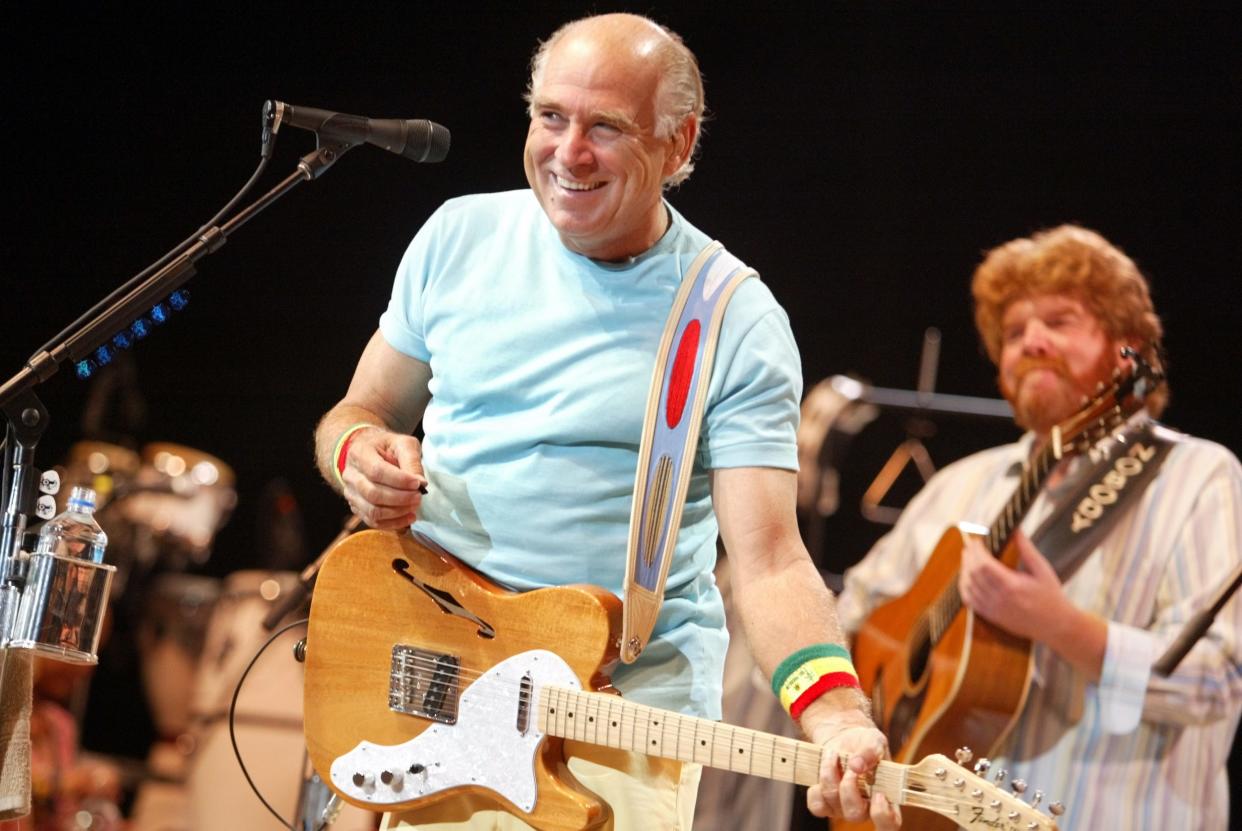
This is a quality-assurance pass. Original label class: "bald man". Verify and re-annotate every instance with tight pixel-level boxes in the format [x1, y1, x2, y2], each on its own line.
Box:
[315, 14, 898, 830]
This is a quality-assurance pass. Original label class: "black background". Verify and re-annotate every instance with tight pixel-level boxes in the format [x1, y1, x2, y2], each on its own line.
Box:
[3, 0, 1240, 818]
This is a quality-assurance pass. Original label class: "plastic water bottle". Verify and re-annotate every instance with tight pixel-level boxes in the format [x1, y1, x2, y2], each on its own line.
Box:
[35, 485, 108, 563]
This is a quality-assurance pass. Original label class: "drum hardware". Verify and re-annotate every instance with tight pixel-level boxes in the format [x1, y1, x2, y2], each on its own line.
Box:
[298, 770, 344, 831]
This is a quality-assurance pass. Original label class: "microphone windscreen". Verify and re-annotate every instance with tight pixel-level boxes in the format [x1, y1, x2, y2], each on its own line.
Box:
[400, 120, 450, 163]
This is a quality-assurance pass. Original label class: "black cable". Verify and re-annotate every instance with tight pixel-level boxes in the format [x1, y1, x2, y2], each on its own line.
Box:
[227, 616, 309, 831]
[27, 150, 274, 362]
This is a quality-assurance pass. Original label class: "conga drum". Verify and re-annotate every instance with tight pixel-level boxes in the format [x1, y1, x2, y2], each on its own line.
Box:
[183, 570, 373, 830]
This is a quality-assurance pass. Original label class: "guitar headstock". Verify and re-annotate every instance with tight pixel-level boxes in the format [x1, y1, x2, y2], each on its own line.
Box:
[1049, 349, 1164, 461]
[898, 751, 1062, 830]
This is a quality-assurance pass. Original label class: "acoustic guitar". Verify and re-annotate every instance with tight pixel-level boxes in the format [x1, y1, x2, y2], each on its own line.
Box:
[845, 361, 1157, 830]
[302, 529, 1058, 830]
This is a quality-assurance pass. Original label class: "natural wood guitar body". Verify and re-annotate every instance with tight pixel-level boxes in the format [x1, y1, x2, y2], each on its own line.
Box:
[837, 528, 1034, 831]
[304, 529, 623, 829]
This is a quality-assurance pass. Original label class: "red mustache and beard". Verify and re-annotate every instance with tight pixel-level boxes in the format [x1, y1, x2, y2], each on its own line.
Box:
[999, 351, 1118, 433]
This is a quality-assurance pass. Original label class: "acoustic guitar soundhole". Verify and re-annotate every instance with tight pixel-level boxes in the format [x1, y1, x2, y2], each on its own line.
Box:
[907, 628, 931, 685]
[888, 689, 925, 752]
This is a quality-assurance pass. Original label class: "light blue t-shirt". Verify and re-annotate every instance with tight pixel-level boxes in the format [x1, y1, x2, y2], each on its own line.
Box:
[379, 189, 801, 718]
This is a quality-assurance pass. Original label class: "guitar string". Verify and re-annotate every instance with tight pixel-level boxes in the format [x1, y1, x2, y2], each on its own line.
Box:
[383, 653, 1043, 818]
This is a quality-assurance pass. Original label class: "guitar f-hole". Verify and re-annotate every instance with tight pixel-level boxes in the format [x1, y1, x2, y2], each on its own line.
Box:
[391, 558, 497, 639]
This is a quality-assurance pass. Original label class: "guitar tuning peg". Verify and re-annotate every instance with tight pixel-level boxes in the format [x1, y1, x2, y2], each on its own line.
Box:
[1010, 778, 1027, 795]
[1049, 802, 1065, 817]
[955, 746, 973, 764]
[993, 768, 1007, 784]
[1030, 789, 1044, 809]
[973, 757, 991, 775]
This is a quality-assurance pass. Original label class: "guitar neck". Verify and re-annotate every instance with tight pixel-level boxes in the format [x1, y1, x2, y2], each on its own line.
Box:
[927, 440, 1061, 638]
[537, 686, 1051, 827]
[539, 685, 823, 785]
[985, 442, 1058, 556]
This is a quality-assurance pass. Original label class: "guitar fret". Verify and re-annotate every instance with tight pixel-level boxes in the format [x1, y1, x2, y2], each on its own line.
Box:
[606, 696, 620, 749]
[673, 711, 690, 763]
[630, 698, 639, 753]
[728, 725, 743, 773]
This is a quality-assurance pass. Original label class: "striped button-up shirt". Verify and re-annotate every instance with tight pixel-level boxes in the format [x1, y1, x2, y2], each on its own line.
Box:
[837, 421, 1242, 830]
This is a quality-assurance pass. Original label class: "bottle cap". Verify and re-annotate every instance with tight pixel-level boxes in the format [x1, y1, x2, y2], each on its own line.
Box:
[66, 485, 98, 513]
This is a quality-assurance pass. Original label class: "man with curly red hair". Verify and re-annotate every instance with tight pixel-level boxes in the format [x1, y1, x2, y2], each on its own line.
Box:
[838, 224, 1242, 830]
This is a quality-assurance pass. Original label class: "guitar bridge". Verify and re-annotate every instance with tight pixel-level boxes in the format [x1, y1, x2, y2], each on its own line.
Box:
[389, 645, 461, 724]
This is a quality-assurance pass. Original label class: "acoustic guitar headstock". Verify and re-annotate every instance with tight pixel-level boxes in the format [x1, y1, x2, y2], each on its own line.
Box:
[1050, 347, 1164, 461]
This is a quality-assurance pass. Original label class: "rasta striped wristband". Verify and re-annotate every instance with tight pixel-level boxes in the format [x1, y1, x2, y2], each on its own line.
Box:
[333, 423, 374, 486]
[771, 643, 861, 721]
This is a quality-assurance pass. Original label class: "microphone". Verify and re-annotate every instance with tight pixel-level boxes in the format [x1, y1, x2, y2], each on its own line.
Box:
[270, 101, 450, 163]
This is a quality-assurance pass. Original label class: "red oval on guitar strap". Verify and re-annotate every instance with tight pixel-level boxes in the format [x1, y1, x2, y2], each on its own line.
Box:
[666, 319, 701, 428]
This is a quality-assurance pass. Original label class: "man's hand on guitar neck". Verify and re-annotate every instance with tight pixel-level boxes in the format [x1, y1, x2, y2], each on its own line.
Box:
[337, 425, 428, 530]
[960, 531, 1108, 681]
[805, 703, 901, 828]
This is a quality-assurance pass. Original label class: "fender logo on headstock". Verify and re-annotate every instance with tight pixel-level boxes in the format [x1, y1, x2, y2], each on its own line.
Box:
[968, 806, 1010, 828]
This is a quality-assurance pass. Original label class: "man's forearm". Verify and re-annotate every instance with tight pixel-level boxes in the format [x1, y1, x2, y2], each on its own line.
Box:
[732, 549, 866, 725]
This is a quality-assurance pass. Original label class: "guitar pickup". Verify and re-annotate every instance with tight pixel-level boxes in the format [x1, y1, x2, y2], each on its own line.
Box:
[389, 645, 461, 724]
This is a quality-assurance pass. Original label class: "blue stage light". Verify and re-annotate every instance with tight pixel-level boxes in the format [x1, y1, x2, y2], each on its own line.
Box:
[150, 303, 169, 324]
[169, 290, 190, 311]
[94, 345, 114, 366]
[131, 318, 150, 339]
[112, 331, 133, 350]
[75, 359, 96, 380]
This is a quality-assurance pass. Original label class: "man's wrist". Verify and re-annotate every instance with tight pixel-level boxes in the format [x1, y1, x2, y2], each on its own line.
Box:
[800, 688, 874, 744]
[332, 423, 377, 486]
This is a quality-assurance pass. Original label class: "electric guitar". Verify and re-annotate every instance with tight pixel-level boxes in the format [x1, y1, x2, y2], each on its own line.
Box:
[848, 360, 1158, 827]
[303, 530, 1058, 830]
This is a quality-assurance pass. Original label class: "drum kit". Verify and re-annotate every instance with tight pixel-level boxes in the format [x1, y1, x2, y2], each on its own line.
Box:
[17, 440, 372, 831]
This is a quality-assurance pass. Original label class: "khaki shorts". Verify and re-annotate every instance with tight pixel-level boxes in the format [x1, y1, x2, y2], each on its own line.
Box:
[380, 740, 702, 831]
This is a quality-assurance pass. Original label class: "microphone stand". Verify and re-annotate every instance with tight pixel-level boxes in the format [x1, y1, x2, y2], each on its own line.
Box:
[1153, 560, 1242, 676]
[0, 139, 355, 652]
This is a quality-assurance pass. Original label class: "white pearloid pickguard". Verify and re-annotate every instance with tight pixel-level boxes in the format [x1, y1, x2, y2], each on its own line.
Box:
[329, 649, 580, 811]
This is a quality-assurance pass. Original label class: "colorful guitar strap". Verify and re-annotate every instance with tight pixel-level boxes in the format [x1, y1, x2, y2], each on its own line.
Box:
[620, 240, 757, 664]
